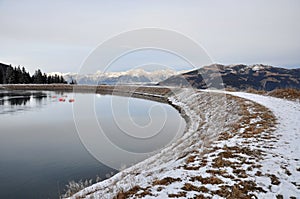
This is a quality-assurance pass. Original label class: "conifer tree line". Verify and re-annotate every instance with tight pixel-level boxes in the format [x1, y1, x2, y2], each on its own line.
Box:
[0, 64, 66, 84]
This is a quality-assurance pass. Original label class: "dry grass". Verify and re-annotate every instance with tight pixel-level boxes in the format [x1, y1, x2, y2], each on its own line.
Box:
[267, 174, 281, 185]
[267, 88, 300, 101]
[152, 177, 182, 186]
[185, 155, 197, 163]
[206, 169, 227, 175]
[114, 187, 139, 199]
[181, 183, 209, 192]
[183, 165, 201, 170]
[168, 191, 187, 198]
[212, 180, 266, 199]
[212, 156, 235, 168]
[114, 185, 153, 199]
[194, 194, 208, 199]
[190, 176, 224, 185]
[245, 88, 267, 95]
[218, 131, 234, 140]
[81, 91, 280, 199]
[178, 94, 277, 198]
[225, 87, 237, 92]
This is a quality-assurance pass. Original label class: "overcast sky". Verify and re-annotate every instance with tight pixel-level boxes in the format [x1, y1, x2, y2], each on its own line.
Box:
[0, 0, 299, 73]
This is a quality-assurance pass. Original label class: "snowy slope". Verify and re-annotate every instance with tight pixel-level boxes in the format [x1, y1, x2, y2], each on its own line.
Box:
[66, 90, 300, 198]
[67, 89, 240, 198]
[226, 91, 300, 198]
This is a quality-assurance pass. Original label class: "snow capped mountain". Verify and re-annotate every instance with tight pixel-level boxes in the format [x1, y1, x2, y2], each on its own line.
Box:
[48, 68, 182, 85]
[159, 64, 300, 91]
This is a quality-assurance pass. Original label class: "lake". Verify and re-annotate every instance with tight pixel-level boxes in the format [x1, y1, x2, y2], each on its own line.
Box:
[0, 90, 185, 199]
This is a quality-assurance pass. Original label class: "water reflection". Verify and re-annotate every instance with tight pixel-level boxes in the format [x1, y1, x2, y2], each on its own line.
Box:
[8, 96, 31, 106]
[0, 90, 185, 199]
[0, 91, 53, 114]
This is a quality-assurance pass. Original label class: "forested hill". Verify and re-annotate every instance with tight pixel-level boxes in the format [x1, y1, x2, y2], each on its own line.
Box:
[0, 62, 66, 84]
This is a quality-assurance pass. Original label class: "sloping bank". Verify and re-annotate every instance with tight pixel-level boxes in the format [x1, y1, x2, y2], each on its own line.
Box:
[68, 88, 276, 199]
[69, 89, 300, 198]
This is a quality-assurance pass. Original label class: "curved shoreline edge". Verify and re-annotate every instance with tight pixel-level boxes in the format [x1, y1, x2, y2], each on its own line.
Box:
[3, 85, 299, 198]
[67, 88, 203, 198]
[67, 88, 243, 198]
[70, 89, 300, 198]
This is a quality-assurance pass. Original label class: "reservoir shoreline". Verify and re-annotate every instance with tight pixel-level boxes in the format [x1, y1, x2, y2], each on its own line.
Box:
[1, 84, 189, 124]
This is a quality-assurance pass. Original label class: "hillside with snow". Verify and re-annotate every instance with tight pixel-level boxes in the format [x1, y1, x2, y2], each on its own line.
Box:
[159, 64, 300, 91]
[48, 68, 182, 85]
[67, 89, 300, 198]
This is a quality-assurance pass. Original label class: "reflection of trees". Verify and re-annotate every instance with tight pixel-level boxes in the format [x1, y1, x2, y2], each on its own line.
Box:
[0, 91, 48, 106]
[0, 91, 52, 115]
[7, 93, 48, 106]
[8, 97, 31, 106]
[0, 91, 31, 98]
[54, 91, 65, 96]
[32, 92, 47, 104]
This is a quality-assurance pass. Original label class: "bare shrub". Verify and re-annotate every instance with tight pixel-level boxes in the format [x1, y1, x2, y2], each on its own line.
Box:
[62, 179, 93, 198]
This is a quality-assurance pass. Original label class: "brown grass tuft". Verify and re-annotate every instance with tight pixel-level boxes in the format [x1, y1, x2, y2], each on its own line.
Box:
[168, 191, 187, 198]
[190, 176, 224, 185]
[186, 155, 197, 163]
[267, 174, 281, 185]
[181, 183, 209, 192]
[152, 177, 182, 186]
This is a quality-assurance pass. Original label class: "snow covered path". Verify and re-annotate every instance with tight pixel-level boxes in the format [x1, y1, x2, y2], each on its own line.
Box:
[227, 92, 300, 198]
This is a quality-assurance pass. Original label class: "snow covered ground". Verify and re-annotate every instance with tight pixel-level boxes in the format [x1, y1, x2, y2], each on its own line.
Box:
[227, 91, 300, 198]
[67, 89, 300, 199]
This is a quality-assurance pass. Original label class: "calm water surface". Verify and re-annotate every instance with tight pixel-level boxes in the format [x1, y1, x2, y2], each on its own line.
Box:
[0, 90, 185, 199]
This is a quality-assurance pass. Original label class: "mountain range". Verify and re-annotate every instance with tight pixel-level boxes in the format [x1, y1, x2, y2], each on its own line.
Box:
[2, 62, 300, 91]
[158, 64, 300, 91]
[48, 68, 181, 85]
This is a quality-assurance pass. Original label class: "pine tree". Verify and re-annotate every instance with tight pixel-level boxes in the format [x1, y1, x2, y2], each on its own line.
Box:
[0, 68, 3, 84]
[70, 78, 77, 84]
[47, 76, 52, 84]
[5, 67, 16, 84]
[43, 73, 47, 84]
[32, 69, 44, 84]
[16, 66, 22, 83]
[20, 67, 31, 84]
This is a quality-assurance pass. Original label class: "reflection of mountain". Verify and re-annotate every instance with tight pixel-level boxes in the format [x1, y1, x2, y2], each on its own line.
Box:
[48, 68, 181, 85]
[159, 64, 300, 91]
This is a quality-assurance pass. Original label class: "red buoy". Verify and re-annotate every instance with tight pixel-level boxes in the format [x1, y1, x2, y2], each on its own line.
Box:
[58, 98, 65, 102]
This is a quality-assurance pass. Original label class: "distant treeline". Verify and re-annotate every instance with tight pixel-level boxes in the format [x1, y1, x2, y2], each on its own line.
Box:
[0, 63, 66, 84]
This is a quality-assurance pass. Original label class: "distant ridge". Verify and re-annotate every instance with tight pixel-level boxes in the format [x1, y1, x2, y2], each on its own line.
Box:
[158, 64, 300, 91]
[50, 68, 181, 85]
